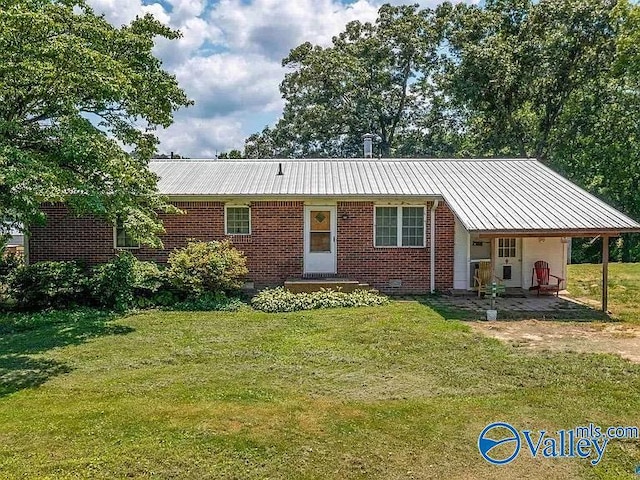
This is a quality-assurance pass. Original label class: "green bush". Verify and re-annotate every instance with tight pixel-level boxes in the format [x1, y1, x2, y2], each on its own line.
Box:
[89, 252, 137, 311]
[167, 240, 248, 296]
[251, 287, 389, 313]
[89, 252, 168, 311]
[0, 253, 20, 308]
[147, 289, 180, 308]
[9, 261, 89, 310]
[0, 252, 23, 279]
[5, 249, 245, 313]
[132, 260, 166, 297]
[171, 292, 246, 312]
[129, 262, 176, 309]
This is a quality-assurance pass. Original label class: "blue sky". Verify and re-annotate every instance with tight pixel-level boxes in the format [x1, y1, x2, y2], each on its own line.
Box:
[88, 0, 479, 157]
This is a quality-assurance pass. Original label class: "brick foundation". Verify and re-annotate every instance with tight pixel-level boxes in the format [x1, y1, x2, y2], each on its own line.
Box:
[29, 199, 455, 294]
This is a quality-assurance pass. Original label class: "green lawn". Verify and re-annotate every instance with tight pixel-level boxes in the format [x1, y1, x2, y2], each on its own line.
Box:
[0, 265, 639, 478]
[568, 263, 640, 323]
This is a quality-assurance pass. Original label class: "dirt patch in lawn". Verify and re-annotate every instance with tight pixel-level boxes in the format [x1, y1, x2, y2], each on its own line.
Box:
[470, 320, 640, 363]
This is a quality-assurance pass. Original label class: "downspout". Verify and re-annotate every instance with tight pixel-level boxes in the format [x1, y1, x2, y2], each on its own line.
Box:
[430, 200, 439, 294]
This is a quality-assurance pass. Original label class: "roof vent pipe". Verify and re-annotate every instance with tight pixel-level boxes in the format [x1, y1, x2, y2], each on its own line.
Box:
[363, 133, 374, 159]
[277, 162, 283, 176]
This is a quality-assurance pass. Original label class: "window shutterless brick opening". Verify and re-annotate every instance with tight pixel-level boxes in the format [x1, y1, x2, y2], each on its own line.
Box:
[374, 206, 425, 247]
[114, 221, 140, 249]
[225, 206, 251, 235]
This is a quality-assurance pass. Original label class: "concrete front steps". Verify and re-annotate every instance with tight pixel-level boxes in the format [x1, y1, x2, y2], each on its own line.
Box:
[284, 278, 371, 294]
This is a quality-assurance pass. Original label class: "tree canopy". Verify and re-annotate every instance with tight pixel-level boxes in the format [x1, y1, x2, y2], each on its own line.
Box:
[245, 4, 447, 158]
[0, 0, 191, 245]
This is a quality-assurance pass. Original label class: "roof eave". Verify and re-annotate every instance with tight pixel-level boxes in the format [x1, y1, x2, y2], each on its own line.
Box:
[472, 228, 640, 238]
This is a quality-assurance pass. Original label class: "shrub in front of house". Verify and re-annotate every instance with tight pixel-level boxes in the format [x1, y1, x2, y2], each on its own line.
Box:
[91, 252, 179, 310]
[170, 291, 246, 312]
[7, 253, 168, 312]
[131, 260, 173, 307]
[9, 260, 89, 310]
[132, 260, 165, 296]
[90, 251, 137, 311]
[0, 251, 23, 279]
[7, 242, 250, 312]
[166, 240, 249, 297]
[251, 287, 389, 313]
[0, 252, 22, 309]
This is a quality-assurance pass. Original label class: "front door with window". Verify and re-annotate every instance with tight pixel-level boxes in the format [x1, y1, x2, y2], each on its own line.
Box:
[495, 237, 522, 287]
[304, 206, 337, 275]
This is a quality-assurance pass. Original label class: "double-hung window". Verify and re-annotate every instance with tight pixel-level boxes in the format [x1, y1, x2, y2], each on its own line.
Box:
[225, 206, 251, 235]
[114, 221, 140, 249]
[374, 206, 425, 247]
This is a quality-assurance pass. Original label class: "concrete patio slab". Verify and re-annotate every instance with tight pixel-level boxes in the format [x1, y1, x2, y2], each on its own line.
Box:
[402, 292, 609, 321]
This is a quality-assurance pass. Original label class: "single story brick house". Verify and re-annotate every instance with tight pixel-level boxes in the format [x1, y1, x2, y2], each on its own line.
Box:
[27, 158, 640, 294]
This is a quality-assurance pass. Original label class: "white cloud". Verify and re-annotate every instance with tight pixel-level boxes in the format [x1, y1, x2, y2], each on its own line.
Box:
[174, 53, 284, 117]
[143, 3, 172, 25]
[155, 17, 223, 67]
[87, 0, 168, 26]
[86, 0, 481, 155]
[211, 0, 379, 61]
[156, 116, 246, 157]
[167, 0, 205, 23]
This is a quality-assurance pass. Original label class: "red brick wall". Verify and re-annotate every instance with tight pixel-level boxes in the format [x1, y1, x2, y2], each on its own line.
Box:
[29, 202, 304, 289]
[138, 200, 304, 287]
[434, 202, 455, 290]
[336, 201, 454, 293]
[137, 201, 225, 262]
[229, 201, 304, 288]
[29, 200, 455, 293]
[28, 205, 115, 264]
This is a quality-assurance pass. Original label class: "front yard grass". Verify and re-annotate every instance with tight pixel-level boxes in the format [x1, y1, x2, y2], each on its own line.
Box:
[0, 302, 639, 479]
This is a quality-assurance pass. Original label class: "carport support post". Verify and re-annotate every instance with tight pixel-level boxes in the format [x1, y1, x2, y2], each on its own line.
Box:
[602, 235, 609, 312]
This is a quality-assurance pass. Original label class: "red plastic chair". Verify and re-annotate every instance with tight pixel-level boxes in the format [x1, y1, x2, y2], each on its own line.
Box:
[531, 260, 564, 297]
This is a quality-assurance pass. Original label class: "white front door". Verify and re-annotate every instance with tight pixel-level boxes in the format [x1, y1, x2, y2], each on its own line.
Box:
[495, 238, 522, 287]
[304, 206, 337, 275]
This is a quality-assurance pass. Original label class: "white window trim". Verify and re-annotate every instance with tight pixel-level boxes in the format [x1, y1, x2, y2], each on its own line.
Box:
[113, 225, 140, 250]
[498, 237, 517, 258]
[224, 205, 252, 236]
[373, 205, 426, 248]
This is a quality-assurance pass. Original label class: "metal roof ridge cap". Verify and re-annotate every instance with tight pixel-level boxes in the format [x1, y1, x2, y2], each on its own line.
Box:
[336, 157, 535, 162]
[162, 193, 445, 198]
[150, 157, 539, 163]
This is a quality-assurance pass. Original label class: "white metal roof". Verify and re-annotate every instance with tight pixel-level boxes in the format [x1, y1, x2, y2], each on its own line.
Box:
[149, 158, 640, 234]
